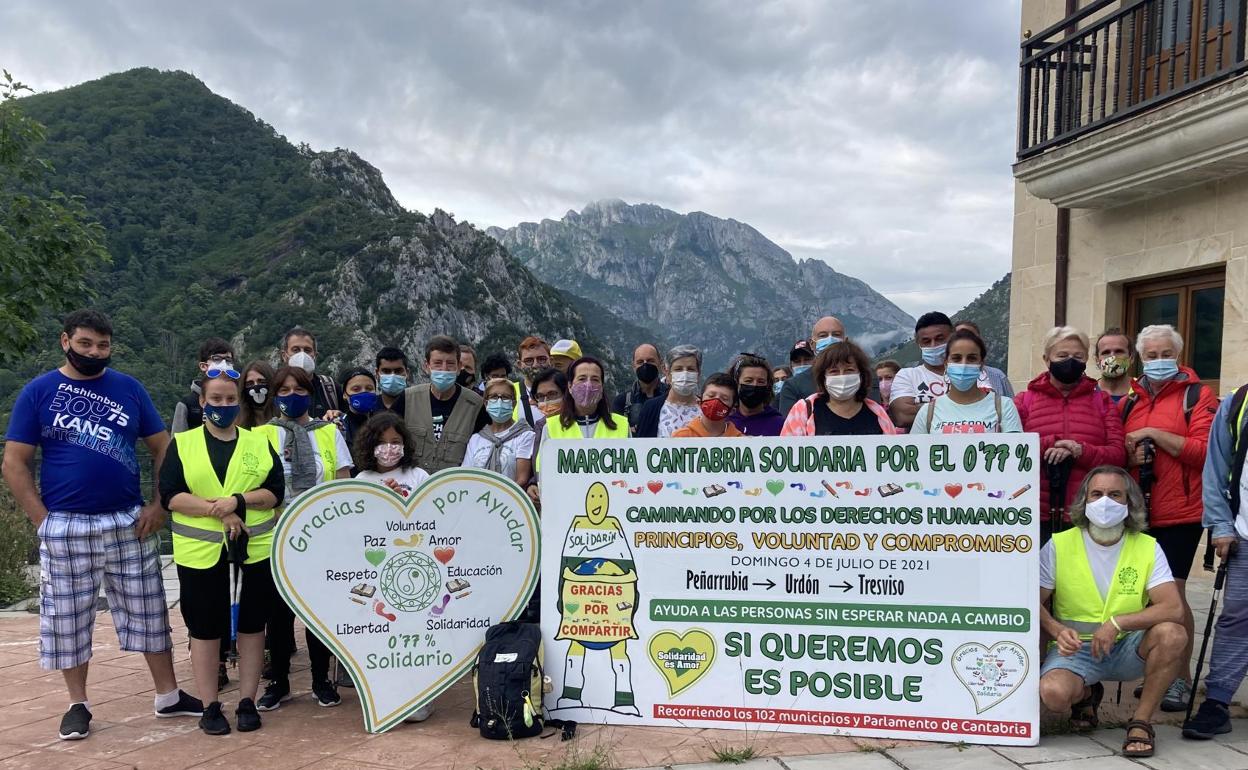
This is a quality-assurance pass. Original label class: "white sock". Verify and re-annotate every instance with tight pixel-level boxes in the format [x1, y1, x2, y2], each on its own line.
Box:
[71, 700, 90, 713]
[154, 689, 181, 710]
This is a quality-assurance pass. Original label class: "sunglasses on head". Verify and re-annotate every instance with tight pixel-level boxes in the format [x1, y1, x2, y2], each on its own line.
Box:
[206, 366, 241, 380]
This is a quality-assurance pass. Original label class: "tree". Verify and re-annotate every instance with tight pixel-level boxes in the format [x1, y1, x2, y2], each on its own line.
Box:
[0, 69, 109, 363]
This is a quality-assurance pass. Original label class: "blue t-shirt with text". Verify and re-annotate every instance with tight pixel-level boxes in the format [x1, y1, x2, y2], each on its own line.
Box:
[5, 369, 165, 514]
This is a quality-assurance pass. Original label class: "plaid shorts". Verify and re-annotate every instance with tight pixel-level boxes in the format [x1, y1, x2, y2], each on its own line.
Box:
[39, 507, 172, 670]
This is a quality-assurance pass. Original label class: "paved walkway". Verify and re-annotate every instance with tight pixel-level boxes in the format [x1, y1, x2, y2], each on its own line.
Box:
[0, 554, 1239, 769]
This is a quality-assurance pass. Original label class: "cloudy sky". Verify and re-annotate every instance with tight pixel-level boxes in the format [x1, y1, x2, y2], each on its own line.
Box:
[3, 0, 1022, 318]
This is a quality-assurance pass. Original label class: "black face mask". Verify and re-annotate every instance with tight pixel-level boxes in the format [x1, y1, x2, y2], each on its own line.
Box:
[65, 347, 110, 377]
[1048, 357, 1086, 385]
[635, 363, 660, 385]
[738, 384, 770, 409]
[457, 370, 477, 389]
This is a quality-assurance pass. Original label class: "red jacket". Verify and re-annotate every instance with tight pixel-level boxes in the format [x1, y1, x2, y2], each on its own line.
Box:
[1120, 367, 1217, 527]
[1015, 373, 1126, 520]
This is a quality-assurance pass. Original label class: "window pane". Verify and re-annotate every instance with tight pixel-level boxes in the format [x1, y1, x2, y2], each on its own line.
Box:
[1135, 292, 1180, 330]
[1191, 286, 1224, 379]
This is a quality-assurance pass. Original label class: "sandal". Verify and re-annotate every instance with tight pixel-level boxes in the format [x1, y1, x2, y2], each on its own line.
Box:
[1122, 719, 1155, 758]
[1070, 682, 1103, 732]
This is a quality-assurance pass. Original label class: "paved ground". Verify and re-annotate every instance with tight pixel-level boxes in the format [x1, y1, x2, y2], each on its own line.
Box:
[0, 554, 1239, 769]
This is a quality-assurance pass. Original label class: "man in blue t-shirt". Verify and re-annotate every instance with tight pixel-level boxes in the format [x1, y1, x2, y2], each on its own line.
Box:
[1, 310, 202, 741]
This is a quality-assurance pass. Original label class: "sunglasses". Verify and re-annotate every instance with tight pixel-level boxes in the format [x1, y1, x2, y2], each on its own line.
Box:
[206, 366, 241, 380]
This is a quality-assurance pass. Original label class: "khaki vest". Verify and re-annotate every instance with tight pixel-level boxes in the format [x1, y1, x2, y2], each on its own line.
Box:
[404, 384, 483, 472]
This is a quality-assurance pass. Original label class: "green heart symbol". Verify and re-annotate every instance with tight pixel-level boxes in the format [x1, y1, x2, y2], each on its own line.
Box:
[669, 647, 698, 676]
[766, 479, 785, 496]
[364, 547, 386, 566]
[565, 602, 579, 614]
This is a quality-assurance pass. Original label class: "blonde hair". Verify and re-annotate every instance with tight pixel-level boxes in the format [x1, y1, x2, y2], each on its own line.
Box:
[1042, 326, 1089, 358]
[483, 377, 514, 400]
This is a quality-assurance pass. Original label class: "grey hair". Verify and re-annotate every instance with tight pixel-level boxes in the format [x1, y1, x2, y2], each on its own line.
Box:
[1068, 465, 1148, 533]
[666, 344, 702, 371]
[1136, 324, 1184, 356]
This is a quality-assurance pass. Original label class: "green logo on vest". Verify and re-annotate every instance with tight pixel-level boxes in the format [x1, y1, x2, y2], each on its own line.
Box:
[241, 452, 259, 474]
[1117, 566, 1139, 593]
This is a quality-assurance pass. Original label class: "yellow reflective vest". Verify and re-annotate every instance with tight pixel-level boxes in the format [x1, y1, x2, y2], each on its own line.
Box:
[535, 412, 628, 472]
[1052, 527, 1156, 641]
[171, 426, 276, 568]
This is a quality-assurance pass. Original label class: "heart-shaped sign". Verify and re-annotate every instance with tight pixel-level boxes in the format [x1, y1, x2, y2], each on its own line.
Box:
[647, 629, 716, 696]
[950, 641, 1029, 714]
[766, 479, 785, 496]
[272, 470, 540, 732]
[647, 481, 664, 494]
[945, 483, 964, 498]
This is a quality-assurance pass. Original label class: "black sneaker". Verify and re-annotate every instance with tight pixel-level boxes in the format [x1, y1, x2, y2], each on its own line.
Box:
[58, 704, 91, 741]
[218, 663, 230, 689]
[1183, 699, 1232, 740]
[198, 702, 231, 736]
[235, 697, 261, 732]
[155, 690, 204, 718]
[312, 679, 341, 708]
[335, 665, 355, 688]
[256, 679, 291, 712]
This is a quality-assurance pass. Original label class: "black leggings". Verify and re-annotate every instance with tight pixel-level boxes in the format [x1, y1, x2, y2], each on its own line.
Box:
[267, 599, 331, 682]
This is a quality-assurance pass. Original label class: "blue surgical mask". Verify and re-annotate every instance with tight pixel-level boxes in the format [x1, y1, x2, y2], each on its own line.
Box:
[348, 391, 379, 414]
[814, 335, 843, 353]
[429, 370, 458, 391]
[203, 403, 240, 428]
[772, 381, 784, 395]
[792, 365, 811, 376]
[1142, 358, 1179, 382]
[946, 364, 981, 392]
[921, 344, 948, 367]
[378, 374, 406, 396]
[275, 393, 311, 418]
[486, 398, 514, 423]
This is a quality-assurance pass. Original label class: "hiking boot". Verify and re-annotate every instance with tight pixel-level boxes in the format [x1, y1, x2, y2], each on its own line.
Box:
[1160, 678, 1192, 712]
[312, 679, 341, 708]
[257, 679, 291, 711]
[1183, 699, 1232, 740]
[235, 697, 261, 732]
[198, 702, 231, 735]
[58, 704, 91, 740]
[155, 690, 204, 718]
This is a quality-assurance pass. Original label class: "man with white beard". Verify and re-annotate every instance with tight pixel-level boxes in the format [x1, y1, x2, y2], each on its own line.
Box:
[1037, 466, 1187, 759]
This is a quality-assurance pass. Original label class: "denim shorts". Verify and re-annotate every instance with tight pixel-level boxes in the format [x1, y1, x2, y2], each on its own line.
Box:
[1041, 630, 1145, 684]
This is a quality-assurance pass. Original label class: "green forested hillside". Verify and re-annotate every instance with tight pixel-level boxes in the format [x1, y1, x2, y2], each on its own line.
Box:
[876, 273, 1012, 370]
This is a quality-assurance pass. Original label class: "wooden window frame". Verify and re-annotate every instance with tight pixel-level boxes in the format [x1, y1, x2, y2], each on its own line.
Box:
[1124, 266, 1225, 392]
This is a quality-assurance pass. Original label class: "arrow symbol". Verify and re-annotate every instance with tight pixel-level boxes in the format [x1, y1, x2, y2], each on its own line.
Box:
[752, 579, 776, 590]
[830, 581, 853, 593]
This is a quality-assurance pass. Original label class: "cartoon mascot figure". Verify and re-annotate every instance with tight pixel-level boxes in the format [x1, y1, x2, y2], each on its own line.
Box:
[556, 481, 640, 714]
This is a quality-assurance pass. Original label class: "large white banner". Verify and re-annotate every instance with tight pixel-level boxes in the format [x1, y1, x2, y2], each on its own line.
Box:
[539, 434, 1041, 746]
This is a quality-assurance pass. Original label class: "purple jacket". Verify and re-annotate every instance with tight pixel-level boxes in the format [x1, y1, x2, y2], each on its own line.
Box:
[728, 406, 786, 436]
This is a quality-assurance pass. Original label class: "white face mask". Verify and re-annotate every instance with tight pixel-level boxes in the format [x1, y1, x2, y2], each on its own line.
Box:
[824, 373, 859, 401]
[670, 371, 699, 396]
[288, 351, 316, 375]
[1085, 496, 1129, 529]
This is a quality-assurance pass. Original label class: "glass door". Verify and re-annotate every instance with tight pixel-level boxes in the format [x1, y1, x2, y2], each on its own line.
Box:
[1125, 268, 1224, 392]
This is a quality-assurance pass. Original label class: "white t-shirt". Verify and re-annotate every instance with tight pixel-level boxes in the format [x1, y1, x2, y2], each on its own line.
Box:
[659, 402, 700, 438]
[891, 364, 994, 405]
[910, 394, 1023, 434]
[273, 426, 354, 501]
[464, 426, 536, 480]
[356, 466, 430, 499]
[1039, 529, 1173, 597]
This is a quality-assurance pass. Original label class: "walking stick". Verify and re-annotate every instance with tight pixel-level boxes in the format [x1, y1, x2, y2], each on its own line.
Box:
[1187, 544, 1235, 723]
[1119, 439, 1155, 704]
[226, 529, 248, 670]
[1047, 458, 1073, 541]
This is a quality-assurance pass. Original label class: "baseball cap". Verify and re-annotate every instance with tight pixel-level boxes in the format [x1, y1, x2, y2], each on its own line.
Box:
[789, 340, 813, 362]
[551, 339, 583, 361]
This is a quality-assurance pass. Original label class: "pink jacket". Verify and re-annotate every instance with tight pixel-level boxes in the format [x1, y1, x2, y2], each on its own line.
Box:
[780, 395, 899, 436]
[1015, 373, 1127, 520]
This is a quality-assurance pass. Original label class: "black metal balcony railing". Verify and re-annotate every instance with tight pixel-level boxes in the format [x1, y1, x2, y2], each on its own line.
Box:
[1019, 0, 1248, 158]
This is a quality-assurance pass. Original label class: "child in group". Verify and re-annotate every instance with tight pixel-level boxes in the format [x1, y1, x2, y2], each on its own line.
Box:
[353, 412, 430, 498]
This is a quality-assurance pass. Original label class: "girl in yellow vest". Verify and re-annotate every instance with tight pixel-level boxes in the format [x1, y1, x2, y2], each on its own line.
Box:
[159, 368, 285, 735]
[253, 365, 354, 711]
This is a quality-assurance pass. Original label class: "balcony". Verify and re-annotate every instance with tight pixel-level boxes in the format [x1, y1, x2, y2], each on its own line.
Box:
[1014, 0, 1248, 208]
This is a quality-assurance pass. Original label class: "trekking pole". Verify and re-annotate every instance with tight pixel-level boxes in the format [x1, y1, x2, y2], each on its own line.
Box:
[1203, 531, 1216, 573]
[226, 528, 248, 670]
[1138, 438, 1156, 522]
[1047, 457, 1074, 541]
[1187, 543, 1236, 723]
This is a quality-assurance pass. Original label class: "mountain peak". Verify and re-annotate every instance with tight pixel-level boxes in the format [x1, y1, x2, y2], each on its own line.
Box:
[309, 148, 403, 217]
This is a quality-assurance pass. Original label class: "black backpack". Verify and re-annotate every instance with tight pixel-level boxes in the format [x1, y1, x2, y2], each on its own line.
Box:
[470, 623, 546, 739]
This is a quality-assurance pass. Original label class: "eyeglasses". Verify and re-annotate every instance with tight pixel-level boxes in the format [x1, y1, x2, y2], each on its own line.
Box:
[206, 366, 240, 380]
[207, 355, 234, 365]
[521, 356, 551, 367]
[535, 394, 563, 405]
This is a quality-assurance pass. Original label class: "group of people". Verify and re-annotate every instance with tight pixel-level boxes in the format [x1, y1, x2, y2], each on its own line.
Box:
[2, 307, 1247, 756]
